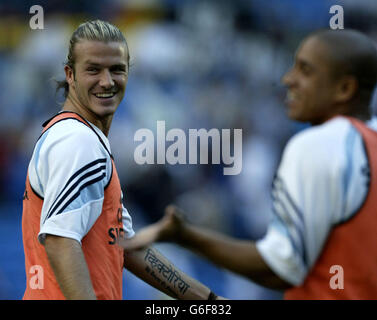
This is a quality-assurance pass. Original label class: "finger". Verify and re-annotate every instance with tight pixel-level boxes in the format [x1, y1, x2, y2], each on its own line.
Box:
[117, 238, 135, 251]
[165, 204, 185, 220]
[117, 237, 146, 251]
[118, 226, 160, 251]
[165, 204, 178, 216]
[119, 237, 153, 251]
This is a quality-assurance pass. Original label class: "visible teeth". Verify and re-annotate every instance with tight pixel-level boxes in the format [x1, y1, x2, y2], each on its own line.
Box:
[95, 93, 115, 98]
[287, 91, 297, 101]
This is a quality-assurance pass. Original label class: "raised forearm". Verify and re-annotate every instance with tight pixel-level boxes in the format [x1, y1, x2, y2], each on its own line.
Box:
[44, 235, 97, 300]
[177, 224, 290, 289]
[178, 225, 259, 276]
[124, 246, 212, 300]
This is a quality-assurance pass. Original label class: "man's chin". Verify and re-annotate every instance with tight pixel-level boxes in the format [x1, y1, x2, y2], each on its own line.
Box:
[287, 105, 300, 120]
[92, 105, 118, 118]
[287, 108, 309, 123]
[91, 95, 121, 112]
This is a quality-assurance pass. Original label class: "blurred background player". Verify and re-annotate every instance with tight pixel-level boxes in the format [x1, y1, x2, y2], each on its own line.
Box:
[121, 29, 377, 299]
[22, 19, 221, 300]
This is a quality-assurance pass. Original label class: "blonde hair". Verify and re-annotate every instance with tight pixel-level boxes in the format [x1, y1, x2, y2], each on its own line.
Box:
[56, 20, 130, 98]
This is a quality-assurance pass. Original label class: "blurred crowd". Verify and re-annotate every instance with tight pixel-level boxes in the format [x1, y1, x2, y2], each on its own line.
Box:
[0, 0, 376, 299]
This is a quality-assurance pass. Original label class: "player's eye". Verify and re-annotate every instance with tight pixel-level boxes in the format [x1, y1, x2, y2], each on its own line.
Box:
[111, 66, 126, 74]
[298, 63, 312, 76]
[87, 67, 99, 73]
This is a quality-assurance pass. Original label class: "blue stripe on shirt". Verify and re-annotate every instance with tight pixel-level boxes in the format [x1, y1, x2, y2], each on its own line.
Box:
[270, 205, 307, 269]
[272, 177, 307, 266]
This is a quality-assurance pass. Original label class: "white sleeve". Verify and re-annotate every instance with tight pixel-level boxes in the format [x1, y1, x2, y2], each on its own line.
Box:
[31, 121, 112, 244]
[256, 120, 369, 286]
[122, 205, 135, 239]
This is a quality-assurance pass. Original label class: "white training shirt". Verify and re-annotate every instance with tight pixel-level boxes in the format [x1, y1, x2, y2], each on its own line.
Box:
[28, 117, 135, 244]
[256, 116, 376, 286]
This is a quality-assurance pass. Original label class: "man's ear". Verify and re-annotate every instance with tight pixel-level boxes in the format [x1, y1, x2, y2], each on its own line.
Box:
[334, 75, 358, 104]
[64, 65, 75, 87]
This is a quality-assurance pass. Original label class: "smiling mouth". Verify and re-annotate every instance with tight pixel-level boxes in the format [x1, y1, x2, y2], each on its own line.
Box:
[93, 92, 116, 99]
[287, 91, 297, 101]
[285, 91, 299, 106]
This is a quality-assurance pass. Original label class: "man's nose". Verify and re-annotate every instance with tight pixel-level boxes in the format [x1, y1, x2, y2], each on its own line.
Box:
[99, 69, 114, 89]
[281, 68, 295, 88]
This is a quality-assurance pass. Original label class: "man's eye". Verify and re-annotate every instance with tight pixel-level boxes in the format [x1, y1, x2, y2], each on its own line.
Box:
[300, 65, 311, 76]
[112, 68, 126, 74]
[87, 67, 99, 73]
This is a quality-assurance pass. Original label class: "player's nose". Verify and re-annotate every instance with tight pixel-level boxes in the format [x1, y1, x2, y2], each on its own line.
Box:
[281, 68, 296, 88]
[99, 69, 115, 89]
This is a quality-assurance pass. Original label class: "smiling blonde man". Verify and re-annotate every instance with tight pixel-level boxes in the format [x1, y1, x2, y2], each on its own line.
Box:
[22, 20, 220, 300]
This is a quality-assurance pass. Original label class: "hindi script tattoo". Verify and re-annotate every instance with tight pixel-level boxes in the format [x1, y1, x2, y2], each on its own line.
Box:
[144, 248, 190, 297]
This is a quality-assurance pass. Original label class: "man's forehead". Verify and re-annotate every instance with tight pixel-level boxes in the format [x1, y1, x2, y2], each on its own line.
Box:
[75, 40, 128, 63]
[294, 36, 331, 66]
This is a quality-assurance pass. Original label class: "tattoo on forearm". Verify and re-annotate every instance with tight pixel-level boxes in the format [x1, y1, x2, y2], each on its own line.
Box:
[144, 248, 190, 296]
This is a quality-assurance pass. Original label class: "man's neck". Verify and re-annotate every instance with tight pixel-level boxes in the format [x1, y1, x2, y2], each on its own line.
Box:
[62, 96, 112, 136]
[314, 104, 370, 125]
[335, 101, 371, 122]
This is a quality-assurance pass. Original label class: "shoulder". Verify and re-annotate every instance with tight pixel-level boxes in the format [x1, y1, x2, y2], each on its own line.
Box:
[282, 117, 359, 172]
[43, 118, 100, 144]
[286, 117, 355, 154]
[31, 118, 111, 184]
[39, 118, 108, 158]
[29, 118, 112, 197]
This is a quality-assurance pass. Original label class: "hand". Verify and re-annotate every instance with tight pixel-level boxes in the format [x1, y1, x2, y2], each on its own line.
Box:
[118, 205, 186, 251]
[158, 205, 185, 241]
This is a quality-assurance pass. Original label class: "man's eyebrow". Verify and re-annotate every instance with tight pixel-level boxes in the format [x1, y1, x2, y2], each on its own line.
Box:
[295, 57, 315, 70]
[84, 60, 101, 66]
[84, 61, 127, 69]
[111, 63, 127, 69]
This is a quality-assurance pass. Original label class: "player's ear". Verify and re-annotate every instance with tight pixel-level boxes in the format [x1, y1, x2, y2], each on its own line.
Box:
[64, 65, 75, 87]
[333, 75, 358, 104]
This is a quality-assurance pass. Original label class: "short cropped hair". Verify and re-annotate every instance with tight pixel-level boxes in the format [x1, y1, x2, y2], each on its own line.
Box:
[310, 29, 377, 116]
